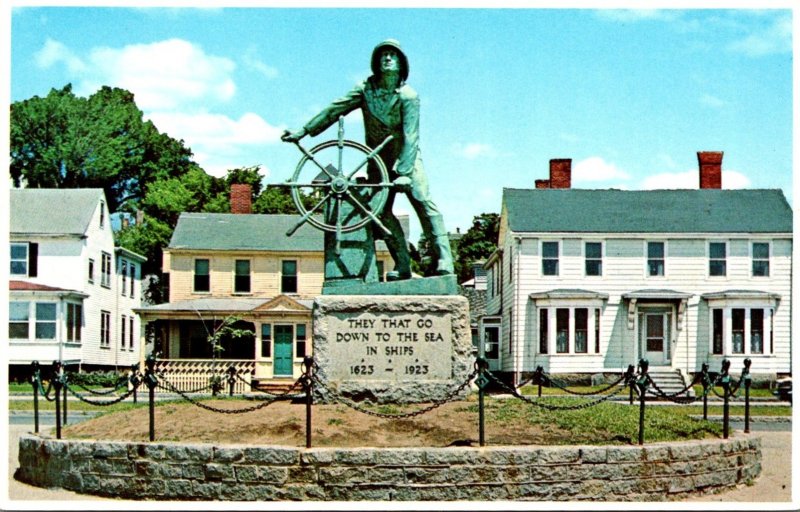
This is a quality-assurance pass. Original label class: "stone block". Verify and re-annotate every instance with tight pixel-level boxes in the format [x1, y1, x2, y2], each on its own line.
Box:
[668, 476, 695, 493]
[327, 484, 393, 501]
[90, 458, 135, 476]
[191, 481, 223, 500]
[242, 447, 298, 465]
[301, 449, 335, 465]
[333, 449, 376, 465]
[141, 444, 167, 460]
[669, 443, 706, 461]
[134, 460, 183, 479]
[287, 466, 317, 484]
[580, 447, 608, 464]
[68, 441, 94, 458]
[373, 448, 427, 466]
[607, 446, 645, 463]
[405, 466, 468, 485]
[425, 448, 480, 465]
[42, 440, 68, 456]
[204, 463, 236, 481]
[248, 484, 281, 500]
[280, 484, 326, 501]
[165, 444, 213, 462]
[213, 447, 244, 463]
[319, 466, 368, 484]
[163, 479, 193, 498]
[366, 467, 405, 484]
[92, 441, 127, 459]
[218, 483, 254, 501]
[182, 464, 206, 480]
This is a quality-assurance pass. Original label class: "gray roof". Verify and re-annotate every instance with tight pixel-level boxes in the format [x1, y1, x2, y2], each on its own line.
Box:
[136, 297, 314, 313]
[503, 189, 792, 234]
[169, 213, 405, 252]
[10, 188, 104, 235]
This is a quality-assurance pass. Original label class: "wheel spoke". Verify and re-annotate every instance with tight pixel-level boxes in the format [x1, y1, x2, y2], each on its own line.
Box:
[335, 196, 343, 256]
[346, 135, 394, 180]
[345, 190, 392, 236]
[292, 142, 338, 180]
[286, 192, 333, 236]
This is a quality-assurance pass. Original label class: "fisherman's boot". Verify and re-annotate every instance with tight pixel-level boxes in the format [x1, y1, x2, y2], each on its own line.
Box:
[429, 214, 455, 276]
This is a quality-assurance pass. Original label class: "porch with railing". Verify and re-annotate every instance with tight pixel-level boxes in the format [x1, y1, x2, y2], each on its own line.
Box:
[153, 359, 255, 395]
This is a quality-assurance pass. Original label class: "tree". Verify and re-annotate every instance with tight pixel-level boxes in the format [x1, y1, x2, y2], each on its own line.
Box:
[453, 213, 500, 284]
[10, 84, 195, 212]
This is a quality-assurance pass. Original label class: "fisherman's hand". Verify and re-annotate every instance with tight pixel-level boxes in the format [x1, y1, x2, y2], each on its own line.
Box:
[393, 176, 412, 192]
[281, 128, 307, 143]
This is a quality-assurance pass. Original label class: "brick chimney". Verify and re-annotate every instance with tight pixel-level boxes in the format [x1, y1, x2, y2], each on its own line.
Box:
[549, 159, 572, 189]
[698, 151, 723, 189]
[535, 179, 550, 189]
[230, 184, 252, 214]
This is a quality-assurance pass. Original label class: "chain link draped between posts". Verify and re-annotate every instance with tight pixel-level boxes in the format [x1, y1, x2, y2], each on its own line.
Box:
[155, 376, 298, 414]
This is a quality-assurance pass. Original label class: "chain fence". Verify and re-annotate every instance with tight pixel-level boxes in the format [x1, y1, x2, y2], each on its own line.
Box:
[26, 354, 755, 446]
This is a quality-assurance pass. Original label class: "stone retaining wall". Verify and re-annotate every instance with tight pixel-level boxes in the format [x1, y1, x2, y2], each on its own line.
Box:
[15, 435, 761, 501]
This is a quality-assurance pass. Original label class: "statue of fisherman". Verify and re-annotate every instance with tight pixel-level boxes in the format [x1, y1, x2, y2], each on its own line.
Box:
[282, 39, 454, 281]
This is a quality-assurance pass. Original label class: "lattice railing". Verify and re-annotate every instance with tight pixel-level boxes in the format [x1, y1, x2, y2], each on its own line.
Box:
[153, 359, 255, 395]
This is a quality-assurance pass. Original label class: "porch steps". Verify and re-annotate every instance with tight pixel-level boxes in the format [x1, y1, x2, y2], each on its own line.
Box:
[251, 378, 300, 395]
[646, 369, 695, 399]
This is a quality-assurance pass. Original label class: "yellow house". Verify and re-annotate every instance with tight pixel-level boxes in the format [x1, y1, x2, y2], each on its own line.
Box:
[136, 212, 395, 390]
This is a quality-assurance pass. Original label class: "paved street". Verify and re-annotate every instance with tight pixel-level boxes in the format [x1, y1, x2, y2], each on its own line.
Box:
[4, 415, 794, 505]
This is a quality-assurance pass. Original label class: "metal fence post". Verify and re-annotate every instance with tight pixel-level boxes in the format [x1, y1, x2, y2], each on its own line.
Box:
[52, 361, 62, 440]
[720, 359, 731, 439]
[227, 365, 237, 397]
[700, 363, 710, 420]
[637, 359, 649, 446]
[62, 370, 68, 426]
[31, 361, 40, 434]
[476, 357, 490, 447]
[302, 356, 314, 449]
[130, 363, 140, 405]
[535, 365, 544, 398]
[145, 352, 158, 442]
[742, 358, 752, 434]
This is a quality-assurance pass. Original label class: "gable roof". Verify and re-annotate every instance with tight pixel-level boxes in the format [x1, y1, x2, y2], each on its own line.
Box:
[503, 188, 792, 234]
[10, 188, 104, 236]
[168, 213, 404, 252]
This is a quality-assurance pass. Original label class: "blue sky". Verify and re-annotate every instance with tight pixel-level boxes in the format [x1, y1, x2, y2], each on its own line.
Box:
[8, 6, 794, 241]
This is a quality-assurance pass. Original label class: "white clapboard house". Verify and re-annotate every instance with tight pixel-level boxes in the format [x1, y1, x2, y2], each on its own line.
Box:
[8, 188, 145, 378]
[482, 152, 792, 386]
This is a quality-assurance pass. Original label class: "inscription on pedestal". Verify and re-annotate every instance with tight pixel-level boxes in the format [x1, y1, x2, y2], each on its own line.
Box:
[326, 312, 452, 381]
[313, 295, 472, 403]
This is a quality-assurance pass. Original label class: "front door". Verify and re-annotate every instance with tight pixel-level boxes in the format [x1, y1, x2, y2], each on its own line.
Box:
[641, 312, 670, 365]
[274, 325, 294, 377]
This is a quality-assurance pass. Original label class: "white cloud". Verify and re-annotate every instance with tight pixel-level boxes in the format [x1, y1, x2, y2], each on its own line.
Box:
[243, 47, 279, 79]
[573, 156, 630, 183]
[79, 39, 236, 111]
[456, 143, 494, 160]
[146, 111, 285, 177]
[728, 13, 792, 57]
[699, 93, 726, 109]
[640, 169, 751, 189]
[33, 38, 289, 176]
[35, 38, 85, 73]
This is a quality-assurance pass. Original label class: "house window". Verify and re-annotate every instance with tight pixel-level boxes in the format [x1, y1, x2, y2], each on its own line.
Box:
[129, 316, 135, 351]
[538, 308, 548, 354]
[10, 243, 28, 276]
[585, 242, 602, 276]
[121, 261, 128, 296]
[732, 309, 745, 354]
[508, 249, 513, 283]
[484, 323, 500, 359]
[712, 309, 724, 355]
[101, 310, 111, 347]
[709, 242, 726, 276]
[120, 315, 127, 350]
[194, 259, 210, 292]
[594, 309, 601, 353]
[66, 303, 82, 342]
[9, 302, 30, 339]
[542, 242, 559, 276]
[100, 201, 105, 228]
[556, 308, 569, 353]
[752, 243, 770, 277]
[129, 263, 136, 298]
[35, 303, 56, 340]
[88, 258, 95, 284]
[574, 308, 588, 353]
[261, 324, 272, 357]
[750, 309, 764, 354]
[234, 259, 251, 293]
[647, 242, 664, 276]
[296, 324, 307, 358]
[282, 260, 298, 294]
[101, 252, 112, 288]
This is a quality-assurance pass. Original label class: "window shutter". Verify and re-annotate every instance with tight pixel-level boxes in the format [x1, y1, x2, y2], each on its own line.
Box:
[28, 243, 38, 277]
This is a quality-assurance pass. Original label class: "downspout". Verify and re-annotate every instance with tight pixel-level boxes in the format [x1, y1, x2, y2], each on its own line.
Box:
[514, 237, 522, 388]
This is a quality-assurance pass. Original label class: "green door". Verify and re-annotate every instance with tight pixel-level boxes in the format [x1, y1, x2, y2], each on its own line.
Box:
[274, 325, 294, 377]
